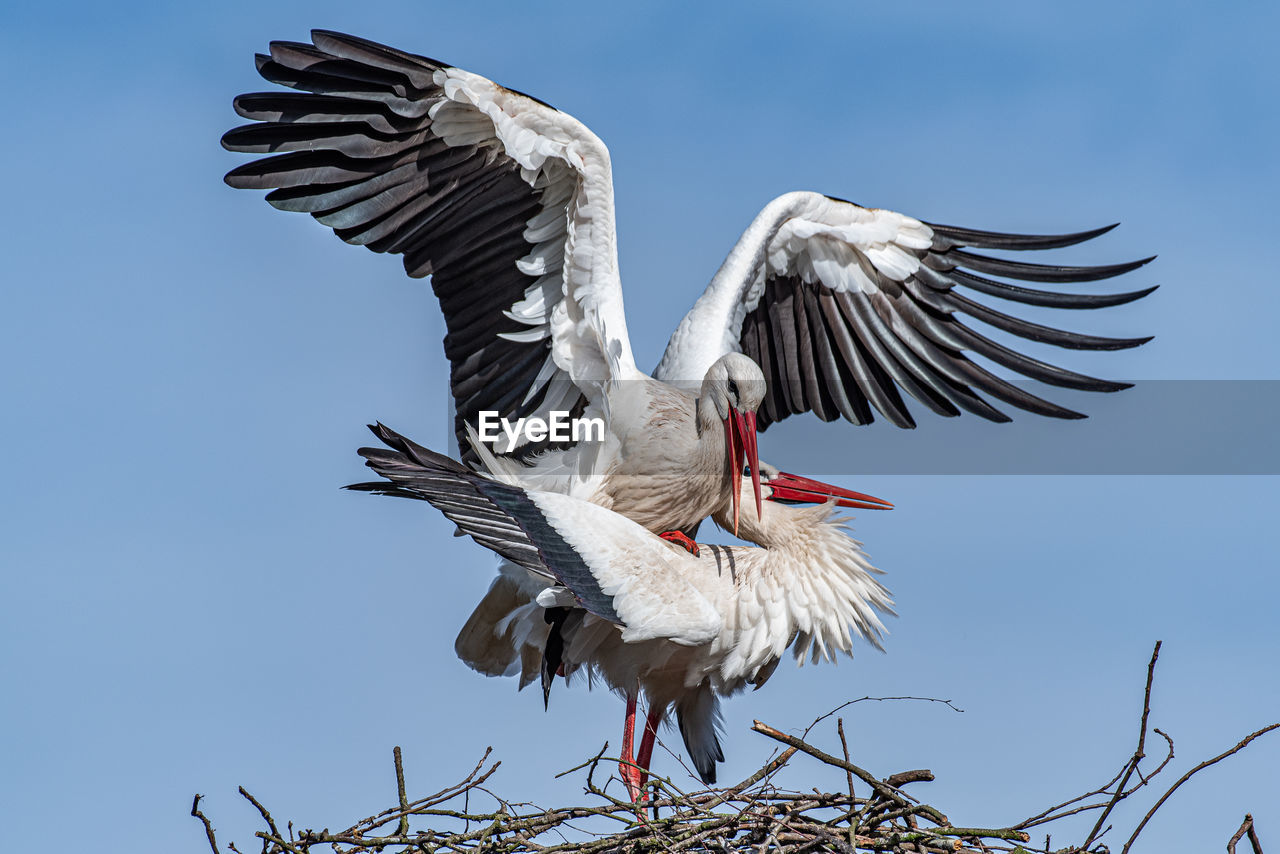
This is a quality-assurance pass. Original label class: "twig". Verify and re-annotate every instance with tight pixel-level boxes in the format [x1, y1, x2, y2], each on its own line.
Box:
[751, 720, 910, 807]
[1080, 640, 1161, 850]
[556, 743, 609, 780]
[838, 717, 857, 848]
[802, 697, 965, 740]
[191, 794, 219, 854]
[884, 770, 933, 788]
[1120, 723, 1279, 854]
[1229, 815, 1256, 854]
[1247, 817, 1266, 854]
[238, 786, 283, 844]
[393, 746, 409, 837]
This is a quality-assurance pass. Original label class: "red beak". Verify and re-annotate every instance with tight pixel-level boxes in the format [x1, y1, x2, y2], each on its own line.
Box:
[723, 409, 763, 536]
[765, 471, 893, 511]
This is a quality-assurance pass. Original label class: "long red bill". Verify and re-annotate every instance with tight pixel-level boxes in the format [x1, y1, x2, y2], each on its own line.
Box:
[740, 411, 762, 523]
[767, 471, 893, 510]
[724, 414, 743, 535]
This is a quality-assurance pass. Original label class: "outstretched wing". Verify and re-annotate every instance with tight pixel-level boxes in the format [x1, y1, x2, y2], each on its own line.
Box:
[222, 31, 638, 461]
[655, 191, 1155, 428]
[348, 424, 721, 646]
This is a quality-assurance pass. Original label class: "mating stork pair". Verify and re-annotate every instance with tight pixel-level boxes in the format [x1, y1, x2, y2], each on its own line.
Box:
[222, 30, 1154, 798]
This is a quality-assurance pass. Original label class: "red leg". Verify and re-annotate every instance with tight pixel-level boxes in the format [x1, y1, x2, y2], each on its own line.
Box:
[618, 692, 643, 803]
[634, 703, 663, 794]
[658, 530, 700, 557]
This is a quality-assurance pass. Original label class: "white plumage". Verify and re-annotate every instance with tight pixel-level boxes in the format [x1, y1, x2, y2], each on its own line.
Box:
[350, 427, 892, 788]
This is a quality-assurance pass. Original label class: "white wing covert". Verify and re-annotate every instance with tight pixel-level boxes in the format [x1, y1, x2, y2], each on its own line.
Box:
[655, 191, 1155, 429]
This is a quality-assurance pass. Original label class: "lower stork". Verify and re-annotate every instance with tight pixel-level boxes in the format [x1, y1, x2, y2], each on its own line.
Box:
[348, 425, 894, 799]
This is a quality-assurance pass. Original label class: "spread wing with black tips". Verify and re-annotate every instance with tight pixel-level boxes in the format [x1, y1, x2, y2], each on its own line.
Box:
[743, 219, 1154, 427]
[657, 193, 1156, 430]
[348, 424, 622, 624]
[223, 31, 639, 464]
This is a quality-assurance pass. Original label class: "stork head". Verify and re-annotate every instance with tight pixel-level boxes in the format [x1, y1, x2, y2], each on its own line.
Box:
[700, 354, 767, 535]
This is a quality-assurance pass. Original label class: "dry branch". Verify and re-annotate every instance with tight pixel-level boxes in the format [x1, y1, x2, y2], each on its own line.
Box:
[195, 645, 1272, 854]
[1230, 815, 1265, 854]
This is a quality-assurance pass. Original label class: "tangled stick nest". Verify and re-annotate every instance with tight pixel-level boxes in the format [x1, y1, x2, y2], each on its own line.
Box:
[193, 644, 1273, 854]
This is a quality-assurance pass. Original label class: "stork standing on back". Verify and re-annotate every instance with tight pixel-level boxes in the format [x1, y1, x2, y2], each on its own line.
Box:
[222, 30, 1155, 537]
[349, 425, 895, 798]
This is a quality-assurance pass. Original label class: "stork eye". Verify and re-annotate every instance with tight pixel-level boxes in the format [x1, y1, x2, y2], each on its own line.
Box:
[727, 378, 739, 401]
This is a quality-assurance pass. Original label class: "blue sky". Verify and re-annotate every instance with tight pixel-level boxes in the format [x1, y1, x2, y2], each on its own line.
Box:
[1, 1, 1276, 851]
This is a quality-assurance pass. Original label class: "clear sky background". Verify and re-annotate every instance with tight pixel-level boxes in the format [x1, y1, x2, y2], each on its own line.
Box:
[2, 2, 1276, 851]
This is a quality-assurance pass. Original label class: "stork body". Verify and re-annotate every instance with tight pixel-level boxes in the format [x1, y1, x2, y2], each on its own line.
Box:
[223, 30, 1156, 535]
[351, 426, 892, 789]
[490, 360, 764, 535]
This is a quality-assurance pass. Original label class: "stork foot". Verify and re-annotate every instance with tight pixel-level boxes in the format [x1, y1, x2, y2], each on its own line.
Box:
[619, 759, 647, 805]
[658, 530, 699, 557]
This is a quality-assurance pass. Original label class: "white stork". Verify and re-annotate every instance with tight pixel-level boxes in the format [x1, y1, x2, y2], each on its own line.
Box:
[349, 425, 894, 799]
[222, 31, 1155, 540]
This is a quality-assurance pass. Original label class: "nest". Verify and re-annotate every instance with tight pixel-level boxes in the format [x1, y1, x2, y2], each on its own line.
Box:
[194, 644, 1272, 854]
